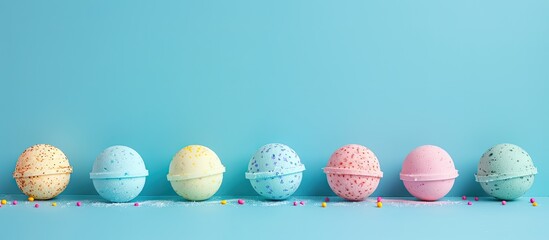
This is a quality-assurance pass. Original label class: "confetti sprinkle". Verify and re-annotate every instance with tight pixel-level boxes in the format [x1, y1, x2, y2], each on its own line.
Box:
[474, 197, 479, 201]
[533, 202, 538, 207]
[34, 204, 40, 208]
[134, 202, 140, 207]
[1, 199, 6, 205]
[293, 201, 297, 206]
[501, 201, 507, 205]
[300, 201, 304, 205]
[321, 202, 327, 208]
[52, 202, 57, 207]
[325, 197, 330, 202]
[467, 202, 472, 205]
[377, 202, 383, 208]
[28, 197, 34, 202]
[76, 201, 82, 207]
[377, 197, 382, 202]
[462, 196, 467, 200]
[12, 200, 18, 205]
[237, 199, 245, 205]
[220, 200, 227, 205]
[530, 198, 536, 203]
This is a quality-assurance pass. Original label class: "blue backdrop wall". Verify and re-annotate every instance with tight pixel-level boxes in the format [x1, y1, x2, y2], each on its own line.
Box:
[1, 0, 547, 197]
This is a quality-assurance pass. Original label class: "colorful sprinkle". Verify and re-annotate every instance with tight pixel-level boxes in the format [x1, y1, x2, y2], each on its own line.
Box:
[377, 202, 383, 208]
[321, 202, 327, 208]
[462, 196, 467, 200]
[377, 197, 382, 202]
[52, 202, 57, 207]
[501, 201, 507, 205]
[533, 202, 538, 207]
[530, 198, 536, 203]
[237, 199, 245, 205]
[325, 197, 330, 202]
[293, 201, 297, 206]
[12, 200, 18, 205]
[34, 204, 39, 208]
[467, 202, 472, 205]
[300, 201, 304, 205]
[220, 200, 227, 205]
[76, 201, 82, 207]
[1, 199, 6, 205]
[28, 197, 34, 202]
[474, 197, 479, 201]
[134, 202, 140, 207]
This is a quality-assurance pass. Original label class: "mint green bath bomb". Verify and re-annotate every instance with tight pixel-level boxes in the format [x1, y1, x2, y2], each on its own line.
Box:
[475, 144, 537, 200]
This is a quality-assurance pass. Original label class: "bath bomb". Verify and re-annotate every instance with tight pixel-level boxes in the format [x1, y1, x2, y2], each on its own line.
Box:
[323, 144, 383, 201]
[13, 144, 73, 200]
[90, 146, 149, 202]
[475, 143, 537, 200]
[245, 143, 305, 200]
[400, 145, 459, 201]
[167, 145, 225, 201]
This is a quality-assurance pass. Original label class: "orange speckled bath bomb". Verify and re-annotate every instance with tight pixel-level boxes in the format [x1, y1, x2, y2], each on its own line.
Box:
[13, 144, 73, 199]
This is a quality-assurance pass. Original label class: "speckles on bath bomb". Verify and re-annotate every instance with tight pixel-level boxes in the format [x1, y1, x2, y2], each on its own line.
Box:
[13, 144, 73, 200]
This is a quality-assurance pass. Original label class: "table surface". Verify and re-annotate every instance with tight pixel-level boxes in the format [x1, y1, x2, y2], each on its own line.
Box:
[0, 195, 544, 239]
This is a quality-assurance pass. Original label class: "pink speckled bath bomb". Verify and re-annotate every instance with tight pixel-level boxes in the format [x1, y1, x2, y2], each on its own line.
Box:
[323, 144, 383, 201]
[400, 145, 459, 201]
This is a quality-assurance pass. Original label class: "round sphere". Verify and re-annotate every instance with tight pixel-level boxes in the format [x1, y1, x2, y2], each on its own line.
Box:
[13, 144, 73, 200]
[400, 145, 459, 201]
[475, 144, 537, 200]
[324, 144, 383, 201]
[90, 146, 149, 202]
[167, 145, 225, 201]
[245, 143, 305, 200]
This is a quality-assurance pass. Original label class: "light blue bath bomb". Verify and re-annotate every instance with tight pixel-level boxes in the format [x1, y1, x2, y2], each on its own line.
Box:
[90, 146, 149, 202]
[245, 143, 305, 200]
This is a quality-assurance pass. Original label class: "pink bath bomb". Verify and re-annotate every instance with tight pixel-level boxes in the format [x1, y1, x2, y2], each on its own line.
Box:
[400, 145, 459, 201]
[323, 144, 383, 201]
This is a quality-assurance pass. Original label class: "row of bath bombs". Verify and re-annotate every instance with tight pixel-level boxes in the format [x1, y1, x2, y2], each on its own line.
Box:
[12, 143, 537, 202]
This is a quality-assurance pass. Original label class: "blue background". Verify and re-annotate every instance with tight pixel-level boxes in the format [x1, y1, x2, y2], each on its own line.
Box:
[1, 0, 548, 198]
